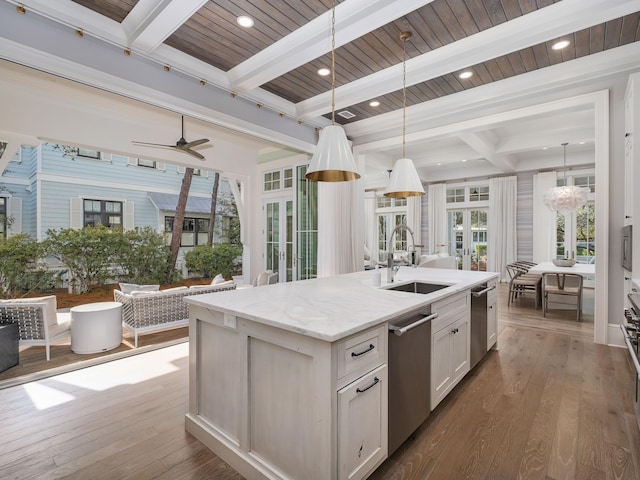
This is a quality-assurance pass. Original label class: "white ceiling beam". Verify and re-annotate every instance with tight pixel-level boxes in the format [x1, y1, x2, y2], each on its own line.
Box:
[228, 0, 435, 92]
[347, 42, 640, 142]
[297, 0, 639, 119]
[128, 0, 208, 54]
[11, 0, 127, 45]
[456, 131, 515, 173]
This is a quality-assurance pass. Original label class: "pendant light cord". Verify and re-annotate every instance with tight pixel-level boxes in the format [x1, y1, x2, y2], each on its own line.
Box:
[400, 32, 411, 158]
[402, 38, 406, 158]
[331, 0, 336, 125]
[562, 142, 568, 184]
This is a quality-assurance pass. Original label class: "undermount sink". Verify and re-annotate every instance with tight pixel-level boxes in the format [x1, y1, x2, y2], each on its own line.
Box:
[385, 281, 449, 294]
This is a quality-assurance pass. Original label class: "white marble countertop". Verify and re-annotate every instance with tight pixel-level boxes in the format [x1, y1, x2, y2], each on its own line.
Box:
[185, 267, 499, 342]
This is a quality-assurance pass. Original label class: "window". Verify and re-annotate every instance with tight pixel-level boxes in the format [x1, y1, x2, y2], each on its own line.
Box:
[0, 197, 6, 239]
[446, 185, 489, 204]
[263, 168, 293, 192]
[76, 148, 101, 160]
[376, 194, 408, 262]
[83, 199, 122, 228]
[447, 188, 465, 203]
[554, 171, 595, 263]
[137, 158, 156, 168]
[469, 186, 489, 202]
[164, 216, 210, 247]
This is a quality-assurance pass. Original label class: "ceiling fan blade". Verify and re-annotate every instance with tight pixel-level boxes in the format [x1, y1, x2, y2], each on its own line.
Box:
[182, 138, 209, 148]
[132, 140, 174, 147]
[184, 148, 205, 160]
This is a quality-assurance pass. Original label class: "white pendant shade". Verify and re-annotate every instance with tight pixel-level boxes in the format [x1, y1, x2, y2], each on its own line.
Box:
[305, 125, 360, 182]
[543, 185, 590, 214]
[384, 157, 424, 198]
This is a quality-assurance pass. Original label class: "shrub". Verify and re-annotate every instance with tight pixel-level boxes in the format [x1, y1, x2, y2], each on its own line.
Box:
[184, 244, 242, 280]
[44, 225, 120, 293]
[0, 233, 58, 298]
[115, 226, 174, 284]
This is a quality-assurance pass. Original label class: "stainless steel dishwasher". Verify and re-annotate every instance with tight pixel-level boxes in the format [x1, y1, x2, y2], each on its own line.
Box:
[470, 284, 496, 369]
[388, 306, 438, 455]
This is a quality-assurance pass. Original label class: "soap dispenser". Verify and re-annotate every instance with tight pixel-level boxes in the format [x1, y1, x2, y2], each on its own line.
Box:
[373, 265, 381, 286]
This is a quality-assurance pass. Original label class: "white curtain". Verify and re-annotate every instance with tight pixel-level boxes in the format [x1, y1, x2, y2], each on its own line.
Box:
[406, 196, 422, 252]
[428, 183, 447, 254]
[317, 181, 359, 277]
[364, 192, 377, 264]
[488, 176, 517, 281]
[533, 172, 557, 262]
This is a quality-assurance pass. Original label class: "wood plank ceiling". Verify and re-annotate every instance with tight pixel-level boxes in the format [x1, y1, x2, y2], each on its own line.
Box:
[71, 0, 640, 125]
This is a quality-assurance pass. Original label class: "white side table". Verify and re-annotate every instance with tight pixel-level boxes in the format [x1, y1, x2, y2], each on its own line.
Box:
[70, 301, 123, 354]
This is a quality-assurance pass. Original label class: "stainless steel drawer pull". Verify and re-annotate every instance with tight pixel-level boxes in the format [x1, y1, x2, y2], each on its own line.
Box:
[356, 377, 380, 394]
[471, 285, 496, 297]
[351, 343, 375, 357]
[389, 313, 438, 336]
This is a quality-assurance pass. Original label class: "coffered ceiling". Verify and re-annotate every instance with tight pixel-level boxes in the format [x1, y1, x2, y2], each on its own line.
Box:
[2, 0, 640, 183]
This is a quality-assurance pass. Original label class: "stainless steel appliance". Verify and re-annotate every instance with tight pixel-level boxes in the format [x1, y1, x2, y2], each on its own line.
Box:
[621, 293, 640, 421]
[470, 284, 496, 369]
[388, 306, 437, 455]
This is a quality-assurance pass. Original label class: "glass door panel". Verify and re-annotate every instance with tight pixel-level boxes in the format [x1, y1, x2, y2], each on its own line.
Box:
[447, 208, 488, 271]
[265, 201, 280, 274]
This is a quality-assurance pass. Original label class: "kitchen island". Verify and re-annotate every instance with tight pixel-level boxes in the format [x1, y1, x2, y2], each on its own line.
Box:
[184, 267, 499, 480]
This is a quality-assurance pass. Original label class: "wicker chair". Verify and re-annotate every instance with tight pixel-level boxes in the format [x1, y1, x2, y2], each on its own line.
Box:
[506, 263, 542, 308]
[0, 295, 71, 361]
[114, 283, 237, 347]
[542, 273, 583, 321]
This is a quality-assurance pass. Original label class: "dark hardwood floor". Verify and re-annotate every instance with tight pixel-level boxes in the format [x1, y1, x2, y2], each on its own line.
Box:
[0, 284, 637, 480]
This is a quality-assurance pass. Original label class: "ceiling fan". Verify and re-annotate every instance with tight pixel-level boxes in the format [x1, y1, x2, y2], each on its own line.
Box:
[132, 115, 210, 160]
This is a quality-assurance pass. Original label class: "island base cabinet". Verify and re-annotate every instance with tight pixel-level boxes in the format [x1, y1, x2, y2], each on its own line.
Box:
[337, 365, 388, 480]
[431, 313, 470, 409]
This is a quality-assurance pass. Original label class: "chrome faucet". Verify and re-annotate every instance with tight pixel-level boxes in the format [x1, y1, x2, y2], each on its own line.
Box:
[387, 224, 416, 283]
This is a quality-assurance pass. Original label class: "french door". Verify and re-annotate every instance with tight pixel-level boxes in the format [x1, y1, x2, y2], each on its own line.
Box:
[264, 198, 294, 283]
[447, 209, 488, 271]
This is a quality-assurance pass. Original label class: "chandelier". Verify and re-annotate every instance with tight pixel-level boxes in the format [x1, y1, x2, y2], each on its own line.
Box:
[543, 143, 589, 214]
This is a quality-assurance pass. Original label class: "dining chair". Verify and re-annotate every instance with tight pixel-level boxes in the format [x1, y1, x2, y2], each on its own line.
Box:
[542, 273, 583, 321]
[506, 263, 542, 308]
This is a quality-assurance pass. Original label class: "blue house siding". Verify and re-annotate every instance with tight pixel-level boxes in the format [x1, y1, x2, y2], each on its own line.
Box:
[1, 143, 235, 242]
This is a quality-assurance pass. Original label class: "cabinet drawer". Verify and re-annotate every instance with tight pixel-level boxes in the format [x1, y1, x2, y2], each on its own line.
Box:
[336, 325, 386, 385]
[431, 290, 469, 332]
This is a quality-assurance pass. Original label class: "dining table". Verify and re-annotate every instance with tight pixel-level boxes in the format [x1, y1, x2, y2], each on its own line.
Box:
[527, 261, 595, 277]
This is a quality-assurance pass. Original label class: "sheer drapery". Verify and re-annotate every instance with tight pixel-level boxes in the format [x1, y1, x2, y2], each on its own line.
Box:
[533, 172, 557, 262]
[488, 176, 517, 281]
[364, 192, 377, 265]
[428, 183, 447, 254]
[317, 181, 359, 277]
[406, 196, 422, 252]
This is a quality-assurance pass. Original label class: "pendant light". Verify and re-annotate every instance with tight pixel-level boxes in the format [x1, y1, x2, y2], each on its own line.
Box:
[543, 143, 589, 214]
[384, 31, 424, 198]
[305, 0, 360, 182]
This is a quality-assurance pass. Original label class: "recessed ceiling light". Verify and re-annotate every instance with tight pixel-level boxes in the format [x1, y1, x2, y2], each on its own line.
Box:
[317, 68, 331, 76]
[542, 147, 548, 150]
[462, 159, 467, 162]
[437, 163, 442, 166]
[459, 71, 473, 79]
[552, 40, 570, 50]
[369, 100, 380, 107]
[579, 141, 585, 144]
[237, 16, 254, 28]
